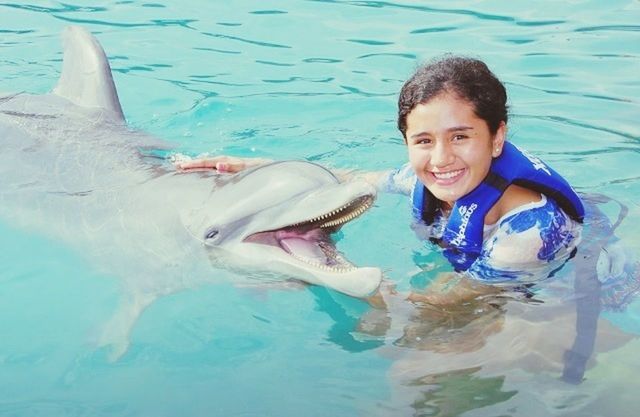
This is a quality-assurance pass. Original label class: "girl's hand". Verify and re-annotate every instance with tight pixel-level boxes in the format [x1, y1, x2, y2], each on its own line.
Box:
[175, 155, 269, 173]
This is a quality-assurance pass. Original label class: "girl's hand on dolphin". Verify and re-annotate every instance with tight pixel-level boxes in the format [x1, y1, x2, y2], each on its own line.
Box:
[175, 155, 270, 173]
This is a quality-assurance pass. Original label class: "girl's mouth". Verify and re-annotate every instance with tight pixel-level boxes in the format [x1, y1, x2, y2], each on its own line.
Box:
[431, 168, 465, 184]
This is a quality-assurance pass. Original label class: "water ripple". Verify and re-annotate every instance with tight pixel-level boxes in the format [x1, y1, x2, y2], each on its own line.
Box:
[302, 57, 343, 63]
[339, 85, 396, 97]
[193, 46, 241, 55]
[227, 91, 349, 98]
[548, 147, 640, 157]
[347, 39, 394, 46]
[310, 0, 516, 22]
[255, 60, 295, 67]
[516, 20, 566, 27]
[112, 65, 154, 74]
[410, 26, 458, 34]
[0, 2, 107, 13]
[526, 73, 560, 78]
[0, 29, 35, 34]
[593, 53, 640, 59]
[519, 114, 639, 142]
[503, 38, 536, 45]
[249, 9, 287, 15]
[52, 14, 198, 28]
[508, 81, 635, 104]
[263, 76, 335, 84]
[202, 32, 291, 49]
[524, 52, 640, 60]
[575, 25, 640, 33]
[597, 176, 640, 187]
[184, 77, 252, 88]
[357, 52, 417, 60]
[582, 93, 633, 103]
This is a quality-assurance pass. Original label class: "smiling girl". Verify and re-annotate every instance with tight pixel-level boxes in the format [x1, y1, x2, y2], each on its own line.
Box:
[390, 56, 583, 279]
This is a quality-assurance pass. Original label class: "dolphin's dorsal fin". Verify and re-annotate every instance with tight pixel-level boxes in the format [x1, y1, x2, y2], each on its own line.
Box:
[52, 26, 125, 122]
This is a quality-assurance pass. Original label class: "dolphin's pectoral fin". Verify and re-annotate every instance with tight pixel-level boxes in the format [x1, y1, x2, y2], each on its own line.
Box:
[52, 26, 125, 122]
[98, 291, 156, 361]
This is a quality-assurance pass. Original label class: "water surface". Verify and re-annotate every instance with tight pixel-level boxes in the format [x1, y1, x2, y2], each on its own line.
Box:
[1, 1, 639, 416]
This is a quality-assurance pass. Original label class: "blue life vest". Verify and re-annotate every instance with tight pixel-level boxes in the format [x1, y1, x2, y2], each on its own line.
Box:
[412, 141, 585, 270]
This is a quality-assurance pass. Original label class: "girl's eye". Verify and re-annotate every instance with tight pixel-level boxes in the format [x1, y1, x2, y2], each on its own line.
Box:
[416, 138, 431, 145]
[452, 134, 467, 141]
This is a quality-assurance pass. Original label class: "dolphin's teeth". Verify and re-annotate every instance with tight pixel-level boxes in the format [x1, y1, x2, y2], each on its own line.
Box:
[289, 251, 356, 273]
[320, 198, 372, 228]
[283, 195, 374, 230]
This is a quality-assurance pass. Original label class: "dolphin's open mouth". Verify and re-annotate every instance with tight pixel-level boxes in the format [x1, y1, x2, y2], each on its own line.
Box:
[243, 195, 374, 272]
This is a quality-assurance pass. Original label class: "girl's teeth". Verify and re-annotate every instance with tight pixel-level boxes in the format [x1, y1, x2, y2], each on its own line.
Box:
[434, 169, 463, 179]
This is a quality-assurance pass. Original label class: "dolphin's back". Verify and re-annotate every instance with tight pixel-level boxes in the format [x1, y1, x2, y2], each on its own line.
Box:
[0, 26, 172, 237]
[0, 96, 159, 195]
[0, 25, 172, 195]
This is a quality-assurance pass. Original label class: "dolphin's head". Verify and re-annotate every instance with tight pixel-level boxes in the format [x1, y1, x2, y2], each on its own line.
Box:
[186, 161, 382, 297]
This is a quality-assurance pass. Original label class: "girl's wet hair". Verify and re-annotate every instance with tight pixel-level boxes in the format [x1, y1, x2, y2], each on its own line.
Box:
[397, 55, 508, 138]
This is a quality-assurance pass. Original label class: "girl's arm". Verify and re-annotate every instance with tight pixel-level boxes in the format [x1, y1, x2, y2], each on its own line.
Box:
[175, 154, 402, 192]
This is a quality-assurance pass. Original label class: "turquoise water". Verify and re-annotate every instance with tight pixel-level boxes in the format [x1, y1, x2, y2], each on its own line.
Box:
[1, 1, 640, 416]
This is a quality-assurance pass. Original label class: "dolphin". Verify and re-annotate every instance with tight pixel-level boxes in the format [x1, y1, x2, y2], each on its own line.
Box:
[0, 26, 382, 358]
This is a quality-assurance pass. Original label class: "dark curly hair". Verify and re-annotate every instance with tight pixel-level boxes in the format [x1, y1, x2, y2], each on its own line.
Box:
[397, 56, 508, 138]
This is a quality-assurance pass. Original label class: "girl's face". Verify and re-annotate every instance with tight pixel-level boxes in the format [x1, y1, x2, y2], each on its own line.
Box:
[405, 92, 505, 208]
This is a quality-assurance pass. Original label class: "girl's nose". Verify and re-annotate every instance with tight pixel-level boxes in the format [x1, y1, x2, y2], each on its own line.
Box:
[430, 140, 454, 167]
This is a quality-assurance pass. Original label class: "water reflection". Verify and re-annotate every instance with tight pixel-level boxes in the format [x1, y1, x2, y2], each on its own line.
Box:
[309, 193, 640, 414]
[363, 284, 634, 414]
[310, 287, 385, 352]
[394, 293, 508, 354]
[407, 367, 517, 417]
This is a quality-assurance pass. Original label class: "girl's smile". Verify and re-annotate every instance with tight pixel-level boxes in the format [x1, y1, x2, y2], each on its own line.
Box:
[431, 168, 466, 184]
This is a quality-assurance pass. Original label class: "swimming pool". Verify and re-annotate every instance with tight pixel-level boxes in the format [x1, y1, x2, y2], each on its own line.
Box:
[1, 1, 639, 416]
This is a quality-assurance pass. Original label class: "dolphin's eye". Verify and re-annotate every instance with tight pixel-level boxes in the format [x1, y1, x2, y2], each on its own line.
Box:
[205, 229, 219, 240]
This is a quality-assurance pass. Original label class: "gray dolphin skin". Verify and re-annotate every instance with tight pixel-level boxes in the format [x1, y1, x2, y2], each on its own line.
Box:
[0, 26, 382, 358]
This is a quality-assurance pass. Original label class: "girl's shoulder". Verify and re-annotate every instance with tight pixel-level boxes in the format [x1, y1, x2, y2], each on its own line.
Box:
[486, 184, 544, 225]
[488, 194, 582, 258]
[468, 195, 582, 282]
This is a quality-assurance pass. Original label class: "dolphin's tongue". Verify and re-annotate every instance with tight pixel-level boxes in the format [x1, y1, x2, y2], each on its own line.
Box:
[279, 237, 327, 264]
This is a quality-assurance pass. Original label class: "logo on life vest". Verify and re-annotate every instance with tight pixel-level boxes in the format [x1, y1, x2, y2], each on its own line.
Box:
[450, 203, 478, 246]
[521, 149, 551, 175]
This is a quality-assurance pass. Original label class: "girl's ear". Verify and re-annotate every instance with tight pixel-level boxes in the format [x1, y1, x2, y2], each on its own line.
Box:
[492, 121, 507, 157]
